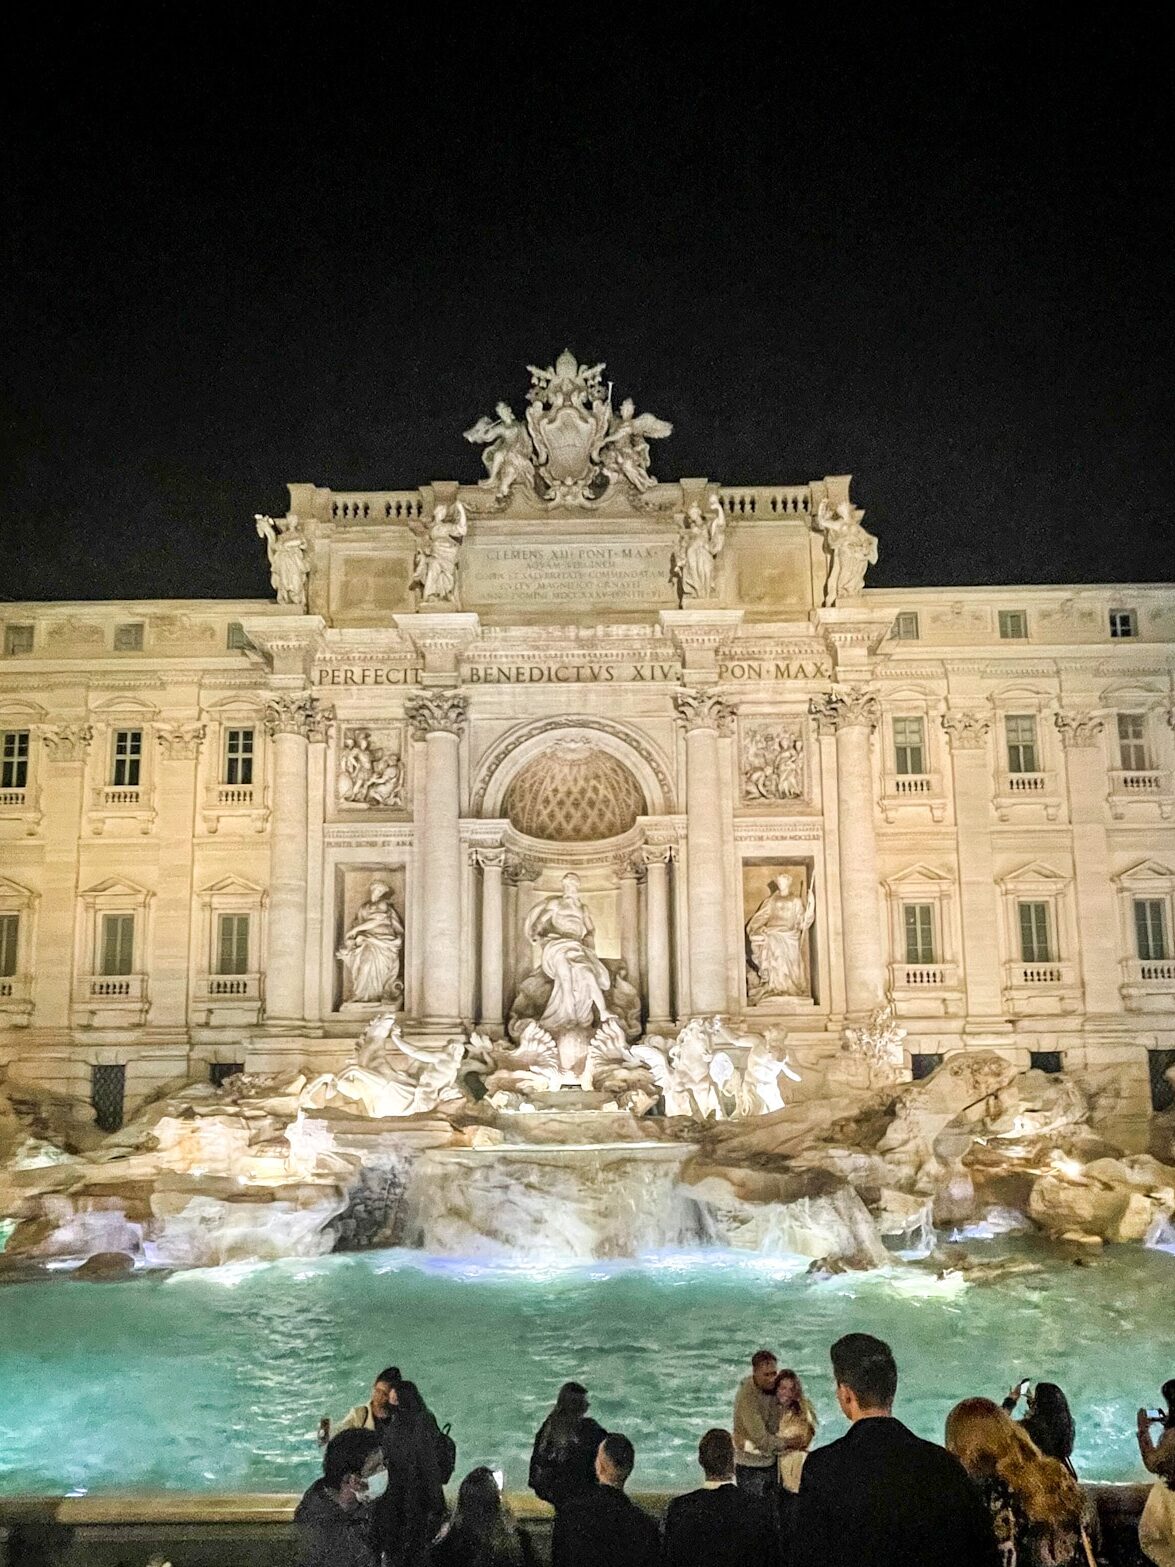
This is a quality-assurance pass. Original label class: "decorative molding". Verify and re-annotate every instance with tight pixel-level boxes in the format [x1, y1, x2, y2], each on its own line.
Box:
[1053, 710, 1105, 749]
[502, 853, 541, 885]
[941, 710, 992, 751]
[155, 722, 206, 760]
[470, 846, 506, 871]
[673, 688, 736, 735]
[807, 686, 879, 734]
[640, 843, 674, 866]
[40, 723, 93, 762]
[263, 692, 332, 740]
[405, 690, 468, 738]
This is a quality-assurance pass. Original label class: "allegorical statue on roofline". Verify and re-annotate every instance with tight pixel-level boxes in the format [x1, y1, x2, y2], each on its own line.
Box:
[464, 351, 672, 507]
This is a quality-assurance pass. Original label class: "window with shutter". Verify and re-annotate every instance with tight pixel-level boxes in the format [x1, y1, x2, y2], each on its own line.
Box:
[1018, 901, 1052, 963]
[216, 913, 250, 975]
[1134, 899, 1169, 962]
[100, 913, 135, 975]
[1005, 715, 1038, 773]
[903, 903, 936, 964]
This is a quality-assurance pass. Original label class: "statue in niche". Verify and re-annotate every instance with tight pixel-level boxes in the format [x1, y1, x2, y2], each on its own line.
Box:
[746, 874, 816, 1000]
[813, 498, 878, 606]
[254, 513, 309, 608]
[522, 873, 613, 1068]
[670, 496, 726, 603]
[337, 880, 404, 1004]
[339, 730, 405, 809]
[463, 403, 537, 501]
[742, 725, 804, 802]
[409, 500, 468, 605]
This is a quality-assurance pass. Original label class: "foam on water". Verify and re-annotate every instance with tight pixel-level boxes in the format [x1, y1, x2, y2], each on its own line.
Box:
[0, 1238, 1170, 1495]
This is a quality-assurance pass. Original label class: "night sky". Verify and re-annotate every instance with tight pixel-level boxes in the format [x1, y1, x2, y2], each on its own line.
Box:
[2, 10, 1171, 604]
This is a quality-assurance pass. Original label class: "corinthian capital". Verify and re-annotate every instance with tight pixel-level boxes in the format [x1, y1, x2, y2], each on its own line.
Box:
[673, 688, 735, 736]
[405, 690, 468, 738]
[40, 723, 93, 762]
[264, 692, 331, 741]
[808, 686, 879, 735]
[155, 722, 206, 760]
[940, 709, 992, 750]
[1053, 710, 1104, 749]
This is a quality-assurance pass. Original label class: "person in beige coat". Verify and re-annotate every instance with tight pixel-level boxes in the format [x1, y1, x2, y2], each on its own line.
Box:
[733, 1350, 788, 1499]
[319, 1366, 402, 1446]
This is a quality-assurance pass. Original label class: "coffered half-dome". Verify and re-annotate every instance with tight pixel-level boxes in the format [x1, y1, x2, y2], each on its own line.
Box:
[503, 741, 646, 842]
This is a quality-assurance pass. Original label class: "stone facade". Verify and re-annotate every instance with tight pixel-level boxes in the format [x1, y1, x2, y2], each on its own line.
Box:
[2, 362, 1173, 1134]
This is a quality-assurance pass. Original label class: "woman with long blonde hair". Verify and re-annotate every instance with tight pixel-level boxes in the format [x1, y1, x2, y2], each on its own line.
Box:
[945, 1398, 1088, 1567]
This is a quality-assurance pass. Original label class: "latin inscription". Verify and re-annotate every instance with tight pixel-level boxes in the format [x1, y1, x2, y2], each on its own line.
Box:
[718, 660, 829, 681]
[465, 661, 680, 684]
[316, 667, 418, 686]
[468, 542, 673, 607]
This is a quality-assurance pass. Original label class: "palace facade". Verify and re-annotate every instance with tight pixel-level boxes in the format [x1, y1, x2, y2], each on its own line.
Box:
[2, 357, 1173, 1138]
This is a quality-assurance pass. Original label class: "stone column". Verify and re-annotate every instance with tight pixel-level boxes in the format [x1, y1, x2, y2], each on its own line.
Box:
[407, 691, 467, 1027]
[263, 693, 328, 1024]
[473, 848, 505, 1031]
[152, 723, 205, 1029]
[618, 857, 642, 992]
[1056, 711, 1119, 1015]
[36, 724, 93, 1031]
[810, 688, 885, 1017]
[941, 709, 1005, 1023]
[642, 844, 673, 1026]
[674, 690, 735, 1015]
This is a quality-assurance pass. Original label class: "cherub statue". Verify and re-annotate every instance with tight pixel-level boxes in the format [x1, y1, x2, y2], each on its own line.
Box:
[735, 1030, 802, 1116]
[598, 397, 673, 492]
[255, 513, 309, 608]
[813, 498, 878, 606]
[463, 403, 537, 501]
[632, 1019, 735, 1119]
[409, 500, 468, 605]
[670, 496, 726, 604]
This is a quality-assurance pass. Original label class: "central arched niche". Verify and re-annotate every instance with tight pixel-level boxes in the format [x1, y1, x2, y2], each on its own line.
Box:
[502, 740, 646, 842]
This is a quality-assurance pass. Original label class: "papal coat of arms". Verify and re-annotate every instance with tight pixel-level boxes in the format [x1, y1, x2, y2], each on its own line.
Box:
[464, 350, 672, 507]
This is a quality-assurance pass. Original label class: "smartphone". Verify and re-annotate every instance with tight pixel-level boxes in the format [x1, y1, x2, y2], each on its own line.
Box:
[1147, 1409, 1164, 1422]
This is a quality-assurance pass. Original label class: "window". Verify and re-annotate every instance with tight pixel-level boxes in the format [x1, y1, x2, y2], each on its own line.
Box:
[226, 621, 248, 650]
[1117, 713, 1149, 771]
[1, 731, 29, 790]
[998, 610, 1028, 640]
[1030, 1050, 1063, 1075]
[4, 625, 33, 656]
[893, 717, 926, 776]
[1109, 609, 1137, 640]
[0, 913, 18, 977]
[113, 622, 144, 651]
[903, 903, 936, 964]
[111, 729, 142, 787]
[1018, 901, 1053, 963]
[1005, 715, 1039, 774]
[893, 612, 920, 641]
[1134, 899, 1170, 962]
[224, 728, 254, 785]
[216, 913, 250, 975]
[100, 913, 135, 976]
[91, 1064, 126, 1133]
[910, 1053, 942, 1080]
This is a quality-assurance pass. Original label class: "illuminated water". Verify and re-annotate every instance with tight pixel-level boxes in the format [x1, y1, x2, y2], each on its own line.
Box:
[0, 1238, 1170, 1495]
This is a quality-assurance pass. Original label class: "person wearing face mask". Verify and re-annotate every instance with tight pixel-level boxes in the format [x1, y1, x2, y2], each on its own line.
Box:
[295, 1427, 387, 1567]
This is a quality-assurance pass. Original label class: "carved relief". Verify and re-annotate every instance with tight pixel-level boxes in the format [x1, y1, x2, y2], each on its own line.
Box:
[338, 727, 406, 809]
[674, 689, 736, 736]
[155, 723, 206, 760]
[45, 618, 103, 650]
[741, 722, 804, 802]
[40, 723, 93, 762]
[941, 710, 992, 750]
[151, 614, 217, 647]
[405, 690, 468, 739]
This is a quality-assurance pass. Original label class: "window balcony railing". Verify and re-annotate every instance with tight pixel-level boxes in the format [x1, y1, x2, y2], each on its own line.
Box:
[76, 972, 148, 1002]
[1003, 959, 1074, 988]
[994, 772, 1061, 822]
[890, 961, 959, 990]
[0, 974, 32, 1005]
[1108, 769, 1173, 820]
[208, 783, 255, 807]
[201, 783, 268, 835]
[1121, 956, 1175, 985]
[880, 774, 946, 823]
[195, 972, 261, 1002]
[0, 787, 27, 807]
[94, 785, 142, 808]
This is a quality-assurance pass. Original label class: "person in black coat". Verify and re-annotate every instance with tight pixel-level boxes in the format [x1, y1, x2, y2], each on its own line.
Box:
[793, 1333, 999, 1567]
[374, 1379, 448, 1567]
[551, 1432, 659, 1567]
[529, 1381, 608, 1509]
[662, 1428, 779, 1567]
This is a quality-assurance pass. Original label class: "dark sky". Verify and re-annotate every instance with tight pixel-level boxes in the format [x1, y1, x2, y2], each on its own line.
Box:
[2, 9, 1171, 603]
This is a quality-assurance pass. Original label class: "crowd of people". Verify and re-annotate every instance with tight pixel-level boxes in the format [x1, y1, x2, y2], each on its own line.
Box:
[297, 1346, 1175, 1567]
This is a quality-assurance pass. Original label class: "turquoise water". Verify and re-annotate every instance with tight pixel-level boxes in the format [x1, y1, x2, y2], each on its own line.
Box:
[0, 1239, 1170, 1495]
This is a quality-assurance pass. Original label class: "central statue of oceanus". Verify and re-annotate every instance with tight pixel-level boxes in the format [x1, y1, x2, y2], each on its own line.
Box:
[463, 351, 672, 507]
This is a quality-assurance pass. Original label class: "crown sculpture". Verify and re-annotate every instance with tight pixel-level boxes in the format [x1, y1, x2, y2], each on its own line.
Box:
[463, 350, 673, 507]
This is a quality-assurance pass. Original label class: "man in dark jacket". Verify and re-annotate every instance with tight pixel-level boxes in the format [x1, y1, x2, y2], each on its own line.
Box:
[793, 1333, 999, 1567]
[662, 1428, 778, 1567]
[295, 1427, 385, 1567]
[552, 1432, 659, 1567]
